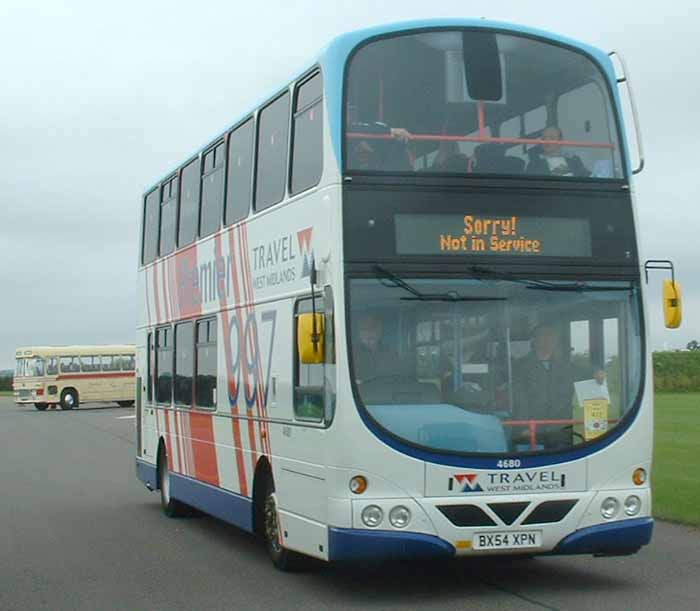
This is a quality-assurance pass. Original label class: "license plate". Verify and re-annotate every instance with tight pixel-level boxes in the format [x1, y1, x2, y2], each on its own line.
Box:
[473, 530, 542, 550]
[19, 390, 32, 399]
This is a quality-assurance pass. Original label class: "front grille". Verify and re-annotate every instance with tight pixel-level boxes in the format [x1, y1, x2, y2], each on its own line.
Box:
[522, 500, 578, 525]
[437, 505, 496, 527]
[487, 502, 531, 525]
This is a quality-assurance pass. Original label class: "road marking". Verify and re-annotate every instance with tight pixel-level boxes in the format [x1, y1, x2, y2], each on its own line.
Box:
[116, 415, 136, 420]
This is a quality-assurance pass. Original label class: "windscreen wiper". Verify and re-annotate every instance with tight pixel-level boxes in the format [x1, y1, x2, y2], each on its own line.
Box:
[525, 283, 631, 292]
[372, 265, 505, 302]
[469, 265, 630, 292]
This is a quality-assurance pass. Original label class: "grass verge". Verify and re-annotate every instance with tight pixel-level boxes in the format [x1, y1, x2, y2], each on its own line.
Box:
[653, 392, 700, 526]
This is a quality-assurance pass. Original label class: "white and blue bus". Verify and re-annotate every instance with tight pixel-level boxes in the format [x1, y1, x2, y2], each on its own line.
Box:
[135, 19, 682, 570]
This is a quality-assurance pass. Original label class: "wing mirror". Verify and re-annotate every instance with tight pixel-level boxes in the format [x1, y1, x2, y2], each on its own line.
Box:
[645, 260, 682, 329]
[297, 313, 325, 364]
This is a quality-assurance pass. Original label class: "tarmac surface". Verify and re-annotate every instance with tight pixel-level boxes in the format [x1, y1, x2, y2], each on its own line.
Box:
[1, 396, 699, 610]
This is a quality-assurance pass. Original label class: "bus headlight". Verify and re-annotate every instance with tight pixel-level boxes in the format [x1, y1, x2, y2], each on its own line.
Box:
[601, 497, 619, 519]
[361, 505, 383, 528]
[624, 495, 641, 516]
[389, 506, 411, 528]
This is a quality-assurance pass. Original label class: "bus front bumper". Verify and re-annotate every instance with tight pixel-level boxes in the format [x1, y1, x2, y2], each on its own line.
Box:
[328, 517, 653, 562]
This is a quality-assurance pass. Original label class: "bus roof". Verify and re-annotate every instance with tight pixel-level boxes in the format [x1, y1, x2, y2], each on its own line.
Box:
[16, 345, 136, 358]
[143, 18, 615, 195]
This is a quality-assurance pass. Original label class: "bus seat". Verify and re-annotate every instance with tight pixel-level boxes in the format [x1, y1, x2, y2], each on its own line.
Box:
[474, 143, 524, 174]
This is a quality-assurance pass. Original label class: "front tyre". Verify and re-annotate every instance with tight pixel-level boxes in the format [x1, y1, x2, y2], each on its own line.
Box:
[262, 479, 307, 571]
[158, 443, 189, 518]
[60, 389, 78, 410]
[117, 401, 134, 408]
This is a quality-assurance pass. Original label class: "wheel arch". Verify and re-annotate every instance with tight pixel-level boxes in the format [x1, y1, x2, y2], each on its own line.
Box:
[252, 456, 273, 536]
[155, 436, 167, 490]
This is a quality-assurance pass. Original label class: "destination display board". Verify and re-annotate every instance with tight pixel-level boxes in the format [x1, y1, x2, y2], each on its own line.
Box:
[395, 214, 592, 257]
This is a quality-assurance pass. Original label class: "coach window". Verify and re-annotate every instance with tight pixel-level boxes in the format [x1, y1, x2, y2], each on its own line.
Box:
[46, 357, 58, 376]
[142, 188, 160, 265]
[160, 176, 178, 257]
[123, 354, 135, 371]
[102, 355, 120, 372]
[195, 318, 217, 409]
[156, 327, 173, 404]
[225, 118, 254, 225]
[80, 355, 100, 372]
[255, 92, 290, 211]
[178, 158, 201, 248]
[174, 322, 194, 407]
[200, 141, 226, 237]
[60, 356, 79, 373]
[294, 297, 333, 422]
[291, 72, 323, 195]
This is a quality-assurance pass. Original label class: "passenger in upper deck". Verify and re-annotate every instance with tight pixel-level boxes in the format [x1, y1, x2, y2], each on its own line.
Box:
[346, 105, 414, 171]
[526, 126, 591, 178]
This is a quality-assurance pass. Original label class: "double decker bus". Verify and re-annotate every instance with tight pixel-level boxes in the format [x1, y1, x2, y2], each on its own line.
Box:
[14, 345, 136, 410]
[135, 19, 682, 570]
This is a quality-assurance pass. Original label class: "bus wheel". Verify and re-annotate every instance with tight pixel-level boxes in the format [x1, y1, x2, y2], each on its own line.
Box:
[117, 401, 134, 408]
[60, 389, 78, 410]
[158, 443, 189, 518]
[262, 479, 306, 571]
[34, 403, 48, 411]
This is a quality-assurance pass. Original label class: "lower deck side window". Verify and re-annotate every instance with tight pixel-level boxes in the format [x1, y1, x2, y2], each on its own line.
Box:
[156, 327, 173, 404]
[196, 319, 217, 408]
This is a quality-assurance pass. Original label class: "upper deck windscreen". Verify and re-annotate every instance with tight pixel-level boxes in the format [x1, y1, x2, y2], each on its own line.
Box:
[345, 30, 623, 179]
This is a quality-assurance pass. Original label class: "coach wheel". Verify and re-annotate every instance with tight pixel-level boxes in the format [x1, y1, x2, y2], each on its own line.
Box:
[262, 479, 306, 571]
[158, 443, 189, 518]
[34, 403, 48, 411]
[117, 401, 134, 408]
[60, 389, 78, 410]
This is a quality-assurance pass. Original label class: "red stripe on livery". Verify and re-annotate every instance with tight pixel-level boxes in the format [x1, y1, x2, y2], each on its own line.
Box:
[164, 410, 174, 471]
[219, 231, 249, 497]
[189, 411, 220, 486]
[242, 224, 272, 458]
[153, 263, 162, 324]
[57, 372, 135, 381]
[237, 225, 260, 471]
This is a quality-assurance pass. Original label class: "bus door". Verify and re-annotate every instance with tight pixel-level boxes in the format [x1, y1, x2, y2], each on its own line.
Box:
[139, 333, 158, 461]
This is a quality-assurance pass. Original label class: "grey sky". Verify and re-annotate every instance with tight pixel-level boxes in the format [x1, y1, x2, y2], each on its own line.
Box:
[1, 0, 698, 369]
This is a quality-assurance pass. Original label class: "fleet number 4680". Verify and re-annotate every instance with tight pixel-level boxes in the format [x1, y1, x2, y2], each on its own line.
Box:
[496, 459, 521, 469]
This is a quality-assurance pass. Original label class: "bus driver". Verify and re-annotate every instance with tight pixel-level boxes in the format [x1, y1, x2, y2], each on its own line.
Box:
[513, 324, 605, 449]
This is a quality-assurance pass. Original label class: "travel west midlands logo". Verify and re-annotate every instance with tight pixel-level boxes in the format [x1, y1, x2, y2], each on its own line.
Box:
[448, 470, 568, 494]
[449, 473, 483, 493]
[297, 227, 314, 278]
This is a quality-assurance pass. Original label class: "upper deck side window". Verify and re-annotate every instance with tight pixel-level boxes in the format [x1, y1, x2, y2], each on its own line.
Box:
[225, 118, 254, 226]
[345, 30, 623, 180]
[141, 189, 160, 266]
[178, 158, 201, 248]
[255, 92, 290, 211]
[200, 141, 226, 238]
[160, 175, 179, 257]
[291, 72, 324, 195]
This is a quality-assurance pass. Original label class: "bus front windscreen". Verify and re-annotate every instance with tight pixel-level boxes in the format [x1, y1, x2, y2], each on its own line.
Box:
[15, 357, 44, 378]
[348, 275, 642, 455]
[345, 30, 623, 179]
